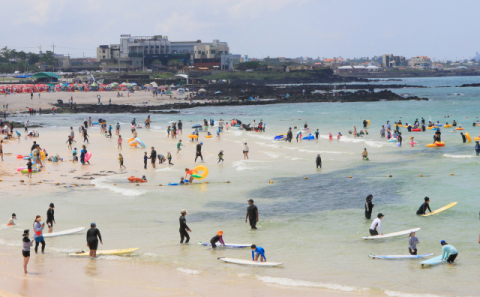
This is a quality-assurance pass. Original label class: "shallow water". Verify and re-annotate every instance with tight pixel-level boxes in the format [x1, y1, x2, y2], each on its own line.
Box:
[2, 76, 480, 296]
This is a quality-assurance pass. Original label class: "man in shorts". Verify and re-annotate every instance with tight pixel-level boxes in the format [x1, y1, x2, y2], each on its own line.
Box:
[149, 147, 157, 168]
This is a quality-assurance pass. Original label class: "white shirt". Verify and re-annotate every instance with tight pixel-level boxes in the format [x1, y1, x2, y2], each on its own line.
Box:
[244, 144, 249, 152]
[369, 218, 382, 234]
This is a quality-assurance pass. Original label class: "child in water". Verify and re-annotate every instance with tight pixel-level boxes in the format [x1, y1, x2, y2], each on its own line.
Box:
[180, 177, 185, 185]
[218, 150, 224, 163]
[118, 153, 126, 169]
[167, 152, 173, 165]
[72, 148, 78, 163]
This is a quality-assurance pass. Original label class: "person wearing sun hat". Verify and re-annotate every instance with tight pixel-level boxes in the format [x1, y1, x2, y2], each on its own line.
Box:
[210, 230, 225, 248]
[33, 215, 45, 254]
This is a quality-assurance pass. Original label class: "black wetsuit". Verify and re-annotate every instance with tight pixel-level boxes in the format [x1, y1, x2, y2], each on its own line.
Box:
[365, 201, 374, 219]
[84, 121, 88, 129]
[316, 156, 322, 168]
[247, 204, 258, 229]
[210, 234, 221, 248]
[462, 134, 466, 143]
[178, 121, 182, 132]
[179, 215, 190, 243]
[195, 144, 203, 162]
[150, 150, 157, 163]
[86, 227, 102, 250]
[286, 131, 293, 142]
[46, 208, 54, 228]
[416, 202, 432, 215]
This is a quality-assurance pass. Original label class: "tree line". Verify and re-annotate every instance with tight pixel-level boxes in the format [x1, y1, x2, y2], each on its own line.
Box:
[0, 47, 57, 74]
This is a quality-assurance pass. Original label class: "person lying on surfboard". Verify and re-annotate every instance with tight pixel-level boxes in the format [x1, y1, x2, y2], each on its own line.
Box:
[251, 244, 266, 262]
[416, 197, 432, 215]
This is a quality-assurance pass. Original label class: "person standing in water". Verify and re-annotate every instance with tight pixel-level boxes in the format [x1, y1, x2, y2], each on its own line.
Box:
[286, 128, 293, 142]
[176, 140, 183, 155]
[22, 229, 33, 273]
[416, 197, 432, 215]
[118, 153, 126, 169]
[409, 231, 420, 255]
[440, 240, 458, 264]
[369, 213, 384, 236]
[315, 129, 320, 140]
[118, 135, 123, 149]
[195, 142, 203, 162]
[243, 142, 249, 159]
[86, 222, 102, 258]
[46, 203, 55, 233]
[179, 209, 191, 243]
[7, 213, 16, 226]
[362, 148, 368, 160]
[475, 141, 480, 156]
[149, 147, 157, 168]
[316, 154, 322, 168]
[33, 215, 45, 254]
[365, 195, 374, 219]
[218, 150, 224, 163]
[246, 199, 258, 229]
[210, 230, 225, 248]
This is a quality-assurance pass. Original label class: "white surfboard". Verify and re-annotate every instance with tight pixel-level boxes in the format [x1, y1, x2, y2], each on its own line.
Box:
[362, 228, 420, 240]
[43, 227, 85, 238]
[198, 241, 251, 248]
[370, 253, 433, 259]
[419, 255, 445, 267]
[218, 257, 283, 266]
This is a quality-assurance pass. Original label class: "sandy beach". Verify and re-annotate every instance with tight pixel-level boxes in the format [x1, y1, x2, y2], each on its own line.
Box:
[1, 90, 202, 113]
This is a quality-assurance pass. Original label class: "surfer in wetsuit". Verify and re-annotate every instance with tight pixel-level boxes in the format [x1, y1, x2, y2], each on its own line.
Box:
[87, 222, 102, 258]
[251, 244, 266, 262]
[416, 197, 432, 215]
[246, 199, 258, 229]
[365, 195, 374, 219]
[369, 213, 384, 236]
[210, 230, 225, 248]
[286, 128, 293, 142]
[179, 209, 191, 243]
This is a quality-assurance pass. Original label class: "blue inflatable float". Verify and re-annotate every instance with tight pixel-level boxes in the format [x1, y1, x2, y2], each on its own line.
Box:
[302, 134, 315, 140]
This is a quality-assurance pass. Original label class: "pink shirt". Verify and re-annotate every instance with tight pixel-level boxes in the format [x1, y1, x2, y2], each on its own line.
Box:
[118, 138, 122, 144]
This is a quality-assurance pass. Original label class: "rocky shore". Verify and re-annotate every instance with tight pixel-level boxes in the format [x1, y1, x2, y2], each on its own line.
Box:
[49, 89, 427, 114]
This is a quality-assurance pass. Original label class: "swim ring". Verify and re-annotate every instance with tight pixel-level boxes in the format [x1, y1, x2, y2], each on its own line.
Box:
[404, 125, 409, 128]
[85, 152, 92, 161]
[40, 151, 45, 160]
[465, 132, 472, 142]
[128, 176, 146, 183]
[435, 142, 445, 147]
[412, 128, 421, 132]
[426, 127, 433, 130]
[410, 142, 416, 147]
[474, 137, 480, 141]
[426, 144, 436, 148]
[205, 135, 213, 138]
[444, 124, 452, 128]
[127, 138, 136, 143]
[435, 124, 443, 127]
[366, 120, 371, 126]
[192, 165, 208, 180]
[188, 135, 198, 139]
[129, 141, 138, 147]
[21, 169, 38, 174]
[456, 128, 464, 130]
[387, 139, 397, 142]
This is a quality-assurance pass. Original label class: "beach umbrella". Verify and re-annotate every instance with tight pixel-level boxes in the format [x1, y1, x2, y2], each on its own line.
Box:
[144, 84, 152, 87]
[215, 91, 221, 94]
[130, 82, 137, 85]
[198, 89, 206, 93]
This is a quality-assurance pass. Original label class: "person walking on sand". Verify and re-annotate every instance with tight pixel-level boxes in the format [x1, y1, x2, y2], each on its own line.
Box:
[243, 142, 249, 159]
[179, 209, 191, 244]
[83, 128, 89, 143]
[195, 142, 203, 162]
[46, 203, 55, 233]
[118, 135, 123, 149]
[86, 222, 102, 258]
[66, 135, 76, 150]
[246, 199, 258, 229]
[177, 140, 183, 154]
[33, 215, 45, 254]
[22, 229, 33, 273]
[118, 153, 126, 169]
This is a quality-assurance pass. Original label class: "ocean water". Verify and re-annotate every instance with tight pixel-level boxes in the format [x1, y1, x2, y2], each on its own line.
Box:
[2, 76, 480, 296]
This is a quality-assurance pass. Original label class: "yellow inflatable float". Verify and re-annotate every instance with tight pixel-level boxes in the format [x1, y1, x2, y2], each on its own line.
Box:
[188, 134, 198, 139]
[192, 165, 209, 180]
[205, 135, 212, 138]
[465, 132, 472, 142]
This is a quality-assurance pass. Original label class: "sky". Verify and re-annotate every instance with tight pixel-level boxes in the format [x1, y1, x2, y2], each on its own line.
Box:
[2, 0, 480, 61]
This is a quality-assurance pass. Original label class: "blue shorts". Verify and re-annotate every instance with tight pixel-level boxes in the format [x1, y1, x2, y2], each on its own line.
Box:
[35, 236, 44, 243]
[255, 253, 265, 259]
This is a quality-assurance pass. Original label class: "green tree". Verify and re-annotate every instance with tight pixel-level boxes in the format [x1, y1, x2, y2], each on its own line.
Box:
[167, 59, 184, 67]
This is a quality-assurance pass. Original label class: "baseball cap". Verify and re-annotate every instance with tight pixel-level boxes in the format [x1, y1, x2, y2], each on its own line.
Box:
[440, 240, 446, 245]
[377, 213, 384, 218]
[50, 203, 54, 208]
[22, 229, 29, 236]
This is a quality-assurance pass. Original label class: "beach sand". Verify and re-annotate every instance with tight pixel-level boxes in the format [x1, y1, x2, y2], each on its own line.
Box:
[2, 90, 203, 113]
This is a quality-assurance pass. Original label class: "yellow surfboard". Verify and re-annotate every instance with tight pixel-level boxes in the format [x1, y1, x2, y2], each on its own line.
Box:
[68, 248, 139, 256]
[423, 202, 457, 217]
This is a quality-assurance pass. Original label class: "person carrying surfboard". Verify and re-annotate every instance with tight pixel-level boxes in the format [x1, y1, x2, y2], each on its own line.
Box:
[369, 213, 384, 236]
[440, 240, 458, 264]
[251, 244, 266, 262]
[210, 230, 225, 248]
[416, 197, 432, 215]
